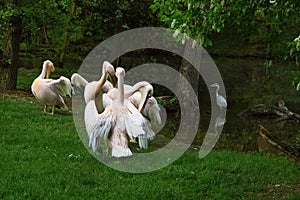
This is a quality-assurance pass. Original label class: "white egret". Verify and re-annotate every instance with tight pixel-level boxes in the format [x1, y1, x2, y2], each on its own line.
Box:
[209, 83, 227, 110]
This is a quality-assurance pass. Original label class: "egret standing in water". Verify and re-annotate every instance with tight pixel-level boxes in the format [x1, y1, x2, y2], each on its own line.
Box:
[209, 83, 227, 110]
[209, 83, 227, 133]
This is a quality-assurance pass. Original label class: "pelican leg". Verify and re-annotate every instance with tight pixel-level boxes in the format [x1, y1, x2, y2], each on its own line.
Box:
[50, 105, 55, 115]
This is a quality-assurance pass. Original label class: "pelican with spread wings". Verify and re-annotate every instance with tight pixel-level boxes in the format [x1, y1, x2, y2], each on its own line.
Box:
[85, 67, 148, 157]
[31, 60, 73, 114]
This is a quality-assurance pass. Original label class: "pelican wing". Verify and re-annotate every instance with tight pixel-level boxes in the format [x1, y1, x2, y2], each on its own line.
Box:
[124, 99, 156, 149]
[71, 73, 88, 93]
[85, 100, 116, 152]
[127, 92, 140, 108]
[145, 97, 162, 125]
[128, 93, 162, 125]
[123, 101, 146, 139]
[47, 76, 74, 97]
[103, 93, 113, 108]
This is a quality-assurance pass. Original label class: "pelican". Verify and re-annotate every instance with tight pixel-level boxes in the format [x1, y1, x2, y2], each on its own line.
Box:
[209, 83, 227, 110]
[124, 82, 161, 126]
[296, 82, 300, 91]
[85, 67, 147, 157]
[123, 81, 161, 147]
[31, 60, 73, 114]
[84, 61, 116, 113]
[71, 73, 88, 93]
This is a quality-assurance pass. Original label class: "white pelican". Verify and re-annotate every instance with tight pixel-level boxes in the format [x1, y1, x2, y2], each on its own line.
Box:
[123, 81, 161, 147]
[70, 73, 88, 93]
[209, 83, 227, 110]
[124, 81, 161, 126]
[83, 61, 116, 113]
[85, 67, 147, 157]
[31, 60, 73, 114]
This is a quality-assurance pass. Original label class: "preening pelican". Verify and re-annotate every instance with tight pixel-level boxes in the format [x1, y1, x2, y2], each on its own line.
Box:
[125, 81, 162, 126]
[31, 60, 73, 114]
[84, 67, 147, 157]
[123, 81, 161, 147]
[84, 61, 116, 113]
[209, 83, 227, 110]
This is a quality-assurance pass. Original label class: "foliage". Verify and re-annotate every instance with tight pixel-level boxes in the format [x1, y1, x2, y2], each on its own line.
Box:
[290, 70, 300, 89]
[151, 0, 300, 51]
[0, 0, 158, 67]
[289, 35, 300, 66]
[151, 0, 230, 47]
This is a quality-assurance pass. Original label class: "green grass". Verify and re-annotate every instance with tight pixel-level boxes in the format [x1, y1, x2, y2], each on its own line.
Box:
[0, 97, 299, 199]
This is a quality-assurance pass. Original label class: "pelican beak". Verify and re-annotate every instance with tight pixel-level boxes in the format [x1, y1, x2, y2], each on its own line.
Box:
[46, 66, 54, 79]
[108, 74, 117, 88]
[138, 89, 149, 113]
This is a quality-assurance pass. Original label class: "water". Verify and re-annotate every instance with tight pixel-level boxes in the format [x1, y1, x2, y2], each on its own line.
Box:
[154, 57, 300, 158]
[199, 57, 300, 156]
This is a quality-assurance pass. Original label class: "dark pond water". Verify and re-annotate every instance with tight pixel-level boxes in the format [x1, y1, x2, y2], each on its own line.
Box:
[199, 57, 300, 157]
[150, 57, 300, 159]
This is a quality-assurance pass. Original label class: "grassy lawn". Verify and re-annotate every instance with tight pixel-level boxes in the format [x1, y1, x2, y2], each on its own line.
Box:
[0, 67, 299, 199]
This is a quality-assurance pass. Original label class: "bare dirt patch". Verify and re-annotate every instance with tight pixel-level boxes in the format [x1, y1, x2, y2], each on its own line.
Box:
[1, 89, 35, 101]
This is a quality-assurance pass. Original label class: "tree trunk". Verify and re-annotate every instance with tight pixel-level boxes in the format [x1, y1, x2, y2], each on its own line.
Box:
[0, 0, 22, 91]
[58, 0, 76, 68]
[176, 44, 199, 118]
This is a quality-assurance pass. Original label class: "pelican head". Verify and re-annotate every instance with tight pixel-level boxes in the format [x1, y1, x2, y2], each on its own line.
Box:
[103, 61, 117, 87]
[137, 82, 153, 112]
[115, 67, 125, 79]
[43, 60, 55, 79]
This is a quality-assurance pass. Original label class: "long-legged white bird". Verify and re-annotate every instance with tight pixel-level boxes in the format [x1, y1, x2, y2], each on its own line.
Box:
[31, 60, 73, 114]
[209, 83, 227, 110]
[85, 67, 148, 157]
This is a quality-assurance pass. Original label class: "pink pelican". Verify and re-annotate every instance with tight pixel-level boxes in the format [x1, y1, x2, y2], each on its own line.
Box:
[31, 60, 73, 114]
